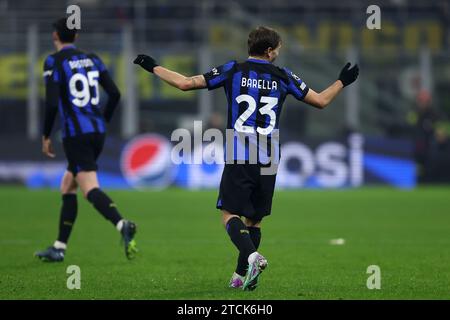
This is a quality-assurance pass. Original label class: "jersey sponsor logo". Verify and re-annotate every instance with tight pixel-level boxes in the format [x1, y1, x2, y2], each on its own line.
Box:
[290, 71, 301, 81]
[68, 58, 94, 69]
[241, 77, 278, 90]
[121, 134, 175, 189]
[290, 71, 306, 89]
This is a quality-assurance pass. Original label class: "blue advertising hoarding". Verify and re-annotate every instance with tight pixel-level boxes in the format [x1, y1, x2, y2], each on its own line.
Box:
[0, 133, 416, 190]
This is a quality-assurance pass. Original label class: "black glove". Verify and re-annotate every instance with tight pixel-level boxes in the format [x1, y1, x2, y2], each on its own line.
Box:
[133, 54, 158, 73]
[338, 62, 359, 87]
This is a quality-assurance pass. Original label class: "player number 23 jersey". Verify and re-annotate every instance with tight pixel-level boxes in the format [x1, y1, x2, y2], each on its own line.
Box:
[202, 58, 309, 137]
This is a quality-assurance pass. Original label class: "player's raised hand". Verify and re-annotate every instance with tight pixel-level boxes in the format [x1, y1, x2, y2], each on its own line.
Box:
[42, 136, 55, 158]
[133, 54, 158, 73]
[338, 62, 359, 87]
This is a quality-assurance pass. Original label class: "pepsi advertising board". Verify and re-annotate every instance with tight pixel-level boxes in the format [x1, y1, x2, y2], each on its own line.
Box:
[4, 133, 416, 190]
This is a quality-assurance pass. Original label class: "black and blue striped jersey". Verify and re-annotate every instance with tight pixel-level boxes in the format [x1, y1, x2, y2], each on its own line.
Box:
[43, 45, 120, 138]
[203, 58, 309, 163]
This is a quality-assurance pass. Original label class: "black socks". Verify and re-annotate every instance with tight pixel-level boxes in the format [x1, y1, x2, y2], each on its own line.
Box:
[226, 217, 256, 276]
[57, 194, 78, 244]
[248, 226, 261, 249]
[86, 188, 123, 226]
[236, 226, 261, 276]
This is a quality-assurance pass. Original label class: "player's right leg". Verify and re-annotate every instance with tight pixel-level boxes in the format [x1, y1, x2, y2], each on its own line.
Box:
[240, 166, 276, 290]
[222, 210, 258, 287]
[35, 171, 78, 262]
[235, 218, 262, 276]
[224, 212, 267, 291]
[230, 218, 262, 288]
[217, 164, 269, 290]
[76, 171, 138, 259]
[241, 218, 266, 291]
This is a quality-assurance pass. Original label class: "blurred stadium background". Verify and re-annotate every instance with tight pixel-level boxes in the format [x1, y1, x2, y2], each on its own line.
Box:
[0, 0, 449, 189]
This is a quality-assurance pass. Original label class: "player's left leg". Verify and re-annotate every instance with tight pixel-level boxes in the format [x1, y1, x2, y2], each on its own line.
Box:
[76, 171, 138, 259]
[35, 171, 78, 262]
[56, 171, 79, 246]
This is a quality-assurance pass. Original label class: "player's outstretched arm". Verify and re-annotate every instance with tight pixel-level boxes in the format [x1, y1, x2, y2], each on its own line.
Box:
[133, 54, 206, 91]
[303, 62, 359, 109]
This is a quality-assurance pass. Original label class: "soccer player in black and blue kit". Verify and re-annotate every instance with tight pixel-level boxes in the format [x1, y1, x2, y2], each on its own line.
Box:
[35, 18, 138, 262]
[134, 26, 358, 290]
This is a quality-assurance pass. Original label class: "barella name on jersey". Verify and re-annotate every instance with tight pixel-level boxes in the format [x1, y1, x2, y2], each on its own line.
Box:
[241, 77, 278, 90]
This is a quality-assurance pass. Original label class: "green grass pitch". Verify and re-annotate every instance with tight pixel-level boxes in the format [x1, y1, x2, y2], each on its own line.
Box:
[0, 186, 449, 299]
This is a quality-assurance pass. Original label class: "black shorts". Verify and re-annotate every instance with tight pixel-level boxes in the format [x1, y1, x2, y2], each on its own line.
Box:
[62, 133, 105, 176]
[216, 164, 277, 221]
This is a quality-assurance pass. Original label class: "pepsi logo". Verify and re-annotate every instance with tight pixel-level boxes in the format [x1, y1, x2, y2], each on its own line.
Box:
[121, 134, 175, 189]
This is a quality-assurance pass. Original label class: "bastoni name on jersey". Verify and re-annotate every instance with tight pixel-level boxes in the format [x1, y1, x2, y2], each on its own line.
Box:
[68, 58, 94, 69]
[241, 77, 278, 90]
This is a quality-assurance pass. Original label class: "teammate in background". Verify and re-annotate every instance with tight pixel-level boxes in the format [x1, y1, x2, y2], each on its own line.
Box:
[134, 26, 359, 290]
[35, 18, 138, 262]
